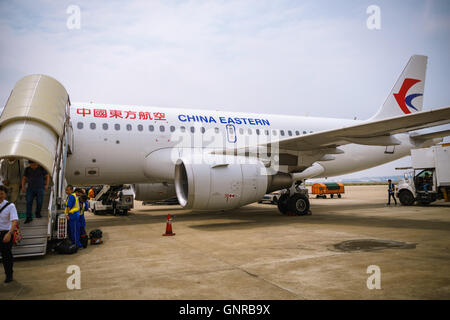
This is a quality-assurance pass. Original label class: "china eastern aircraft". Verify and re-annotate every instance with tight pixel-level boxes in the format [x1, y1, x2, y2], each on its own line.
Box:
[2, 55, 450, 215]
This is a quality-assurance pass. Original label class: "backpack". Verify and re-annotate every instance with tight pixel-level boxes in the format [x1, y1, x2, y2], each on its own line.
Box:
[89, 229, 103, 245]
[54, 240, 78, 254]
[80, 234, 88, 248]
[89, 229, 103, 239]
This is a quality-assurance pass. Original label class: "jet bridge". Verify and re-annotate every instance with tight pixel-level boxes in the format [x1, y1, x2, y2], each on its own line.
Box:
[0, 74, 72, 257]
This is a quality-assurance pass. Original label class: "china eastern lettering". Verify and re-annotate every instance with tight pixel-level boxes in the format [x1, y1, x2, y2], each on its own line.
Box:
[74, 107, 166, 121]
[178, 114, 270, 126]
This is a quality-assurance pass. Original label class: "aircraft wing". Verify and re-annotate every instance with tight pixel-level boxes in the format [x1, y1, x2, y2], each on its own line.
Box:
[409, 128, 450, 141]
[266, 106, 450, 152]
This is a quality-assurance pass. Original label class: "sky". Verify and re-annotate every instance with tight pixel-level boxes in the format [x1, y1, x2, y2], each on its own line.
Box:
[0, 0, 449, 179]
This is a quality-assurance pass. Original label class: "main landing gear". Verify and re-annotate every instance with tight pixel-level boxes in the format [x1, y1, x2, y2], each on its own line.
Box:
[277, 182, 311, 216]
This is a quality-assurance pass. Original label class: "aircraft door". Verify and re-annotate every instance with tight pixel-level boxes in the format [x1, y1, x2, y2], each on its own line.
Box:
[226, 124, 237, 143]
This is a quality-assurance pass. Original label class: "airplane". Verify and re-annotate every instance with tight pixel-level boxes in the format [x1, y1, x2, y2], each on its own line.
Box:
[1, 55, 450, 216]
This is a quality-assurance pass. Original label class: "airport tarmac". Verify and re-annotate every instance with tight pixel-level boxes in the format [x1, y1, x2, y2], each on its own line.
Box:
[0, 185, 449, 300]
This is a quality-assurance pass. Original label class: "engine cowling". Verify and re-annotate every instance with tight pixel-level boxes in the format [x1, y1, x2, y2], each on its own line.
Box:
[133, 183, 176, 201]
[174, 155, 268, 211]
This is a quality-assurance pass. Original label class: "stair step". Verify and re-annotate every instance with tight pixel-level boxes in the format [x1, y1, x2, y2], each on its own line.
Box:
[20, 234, 49, 239]
[18, 227, 48, 238]
[19, 218, 49, 228]
[0, 244, 47, 258]
[15, 237, 47, 246]
[10, 252, 46, 258]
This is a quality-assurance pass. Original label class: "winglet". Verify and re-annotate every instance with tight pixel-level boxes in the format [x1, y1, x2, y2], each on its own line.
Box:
[371, 55, 427, 120]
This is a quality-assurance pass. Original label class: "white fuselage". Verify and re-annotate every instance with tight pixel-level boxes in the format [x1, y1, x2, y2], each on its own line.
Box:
[66, 103, 415, 185]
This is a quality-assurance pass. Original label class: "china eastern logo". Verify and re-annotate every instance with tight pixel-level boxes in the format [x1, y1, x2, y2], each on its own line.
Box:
[394, 78, 423, 114]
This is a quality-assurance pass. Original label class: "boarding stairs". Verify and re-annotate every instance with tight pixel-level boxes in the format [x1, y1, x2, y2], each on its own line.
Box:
[0, 74, 72, 258]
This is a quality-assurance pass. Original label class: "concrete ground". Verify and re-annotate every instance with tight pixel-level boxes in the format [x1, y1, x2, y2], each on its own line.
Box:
[0, 185, 449, 300]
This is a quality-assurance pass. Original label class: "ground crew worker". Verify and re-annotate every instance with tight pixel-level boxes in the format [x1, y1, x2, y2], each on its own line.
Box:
[387, 179, 397, 205]
[88, 187, 95, 200]
[1, 158, 23, 203]
[75, 188, 89, 237]
[423, 172, 432, 192]
[65, 185, 82, 248]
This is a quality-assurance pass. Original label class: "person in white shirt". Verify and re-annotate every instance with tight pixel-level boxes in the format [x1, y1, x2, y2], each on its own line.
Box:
[0, 185, 19, 283]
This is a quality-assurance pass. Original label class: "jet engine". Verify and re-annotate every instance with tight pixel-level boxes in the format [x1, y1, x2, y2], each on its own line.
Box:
[174, 155, 272, 211]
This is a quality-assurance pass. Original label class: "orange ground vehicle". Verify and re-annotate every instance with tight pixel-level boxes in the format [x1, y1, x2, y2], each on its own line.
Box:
[312, 183, 344, 198]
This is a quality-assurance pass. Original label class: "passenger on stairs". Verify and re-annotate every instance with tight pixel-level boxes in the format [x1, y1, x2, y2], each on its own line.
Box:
[21, 161, 49, 224]
[65, 185, 83, 249]
[0, 158, 23, 203]
[0, 185, 18, 283]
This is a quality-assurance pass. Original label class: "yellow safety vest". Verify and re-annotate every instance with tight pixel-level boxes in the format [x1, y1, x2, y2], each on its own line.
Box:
[65, 193, 79, 215]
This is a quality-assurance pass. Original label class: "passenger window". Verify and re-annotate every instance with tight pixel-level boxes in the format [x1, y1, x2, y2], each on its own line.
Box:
[102, 123, 108, 130]
[248, 129, 252, 135]
[239, 128, 244, 135]
[303, 130, 307, 134]
[160, 125, 165, 132]
[126, 124, 132, 131]
[265, 130, 269, 135]
[288, 130, 292, 136]
[90, 123, 96, 130]
[272, 130, 277, 136]
[77, 122, 83, 129]
[137, 124, 143, 131]
[180, 126, 186, 132]
[214, 127, 219, 134]
[149, 125, 154, 132]
[295, 130, 299, 136]
[201, 127, 205, 134]
[256, 129, 260, 135]
[115, 124, 120, 131]
[190, 127, 195, 133]
[280, 130, 285, 136]
[170, 126, 175, 132]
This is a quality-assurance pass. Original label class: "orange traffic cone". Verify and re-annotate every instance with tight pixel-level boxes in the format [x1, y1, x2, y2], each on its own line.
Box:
[163, 214, 175, 236]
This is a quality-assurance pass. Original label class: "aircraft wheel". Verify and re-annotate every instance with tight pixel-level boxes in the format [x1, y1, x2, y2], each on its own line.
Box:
[399, 190, 414, 206]
[330, 194, 334, 198]
[338, 194, 342, 198]
[287, 194, 310, 216]
[277, 194, 289, 215]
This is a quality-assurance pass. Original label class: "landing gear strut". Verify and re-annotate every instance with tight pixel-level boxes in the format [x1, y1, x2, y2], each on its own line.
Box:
[277, 181, 311, 216]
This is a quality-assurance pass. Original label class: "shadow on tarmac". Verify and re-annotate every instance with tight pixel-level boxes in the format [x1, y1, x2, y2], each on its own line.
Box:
[85, 201, 450, 233]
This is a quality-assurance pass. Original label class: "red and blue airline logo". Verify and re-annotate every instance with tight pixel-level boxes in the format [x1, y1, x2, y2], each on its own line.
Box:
[394, 78, 423, 114]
